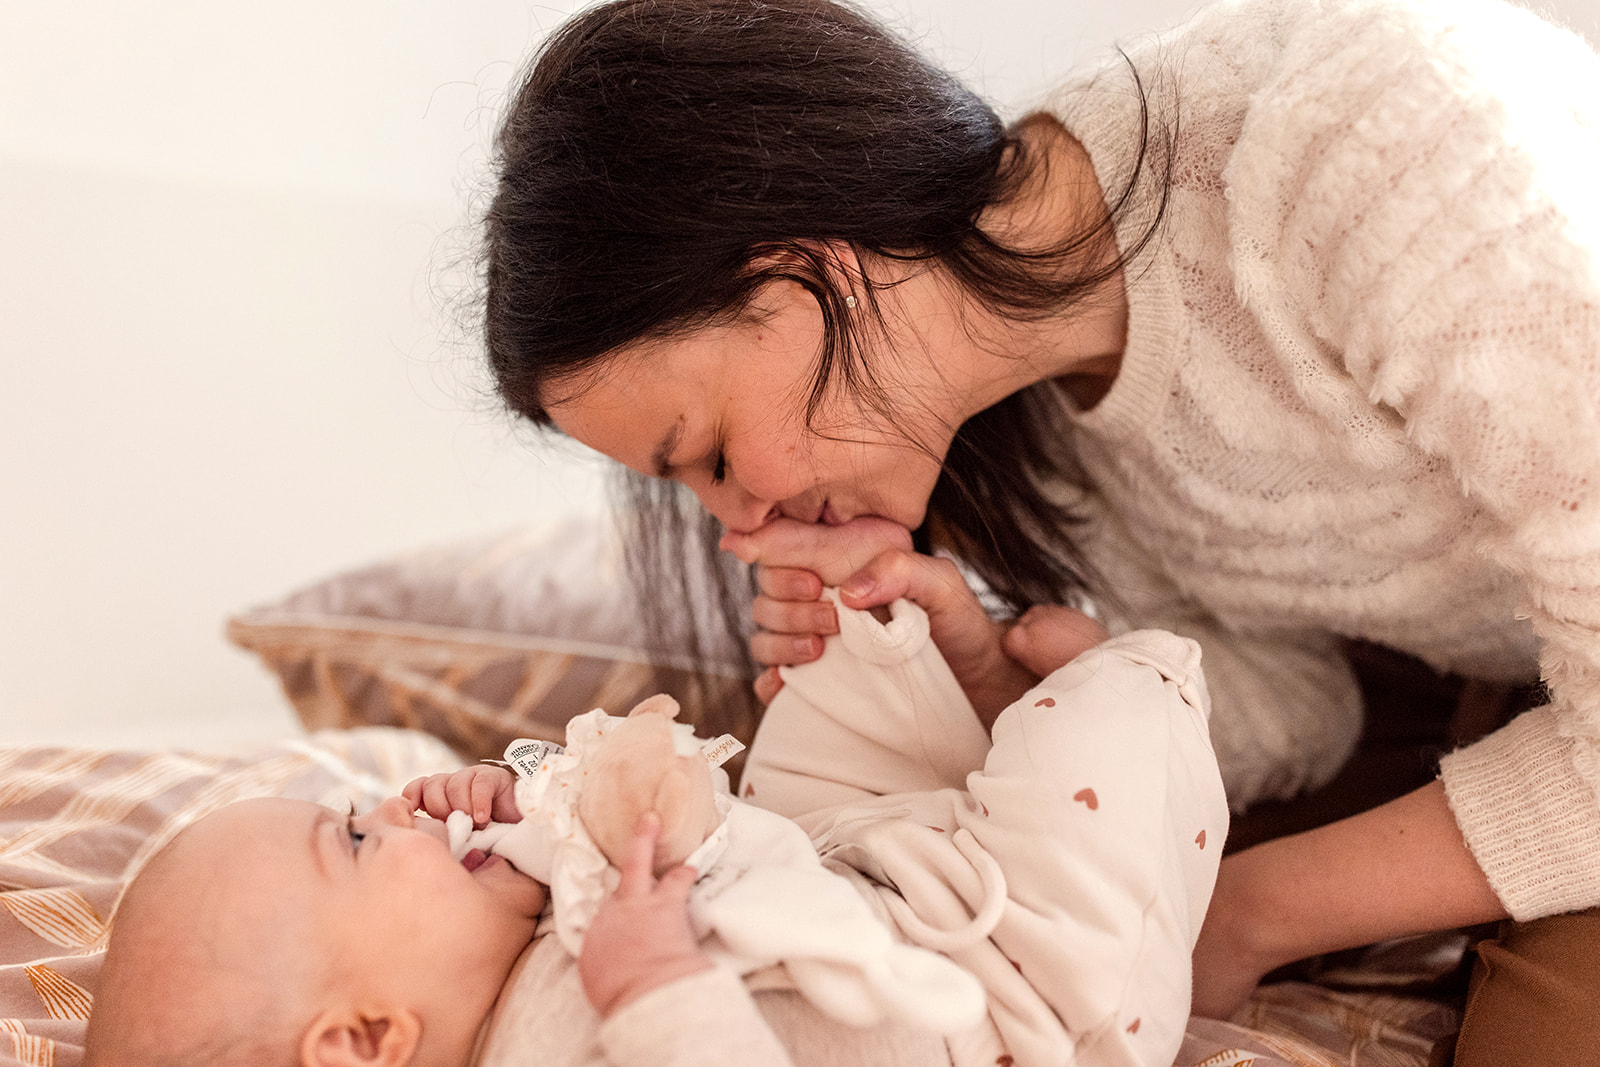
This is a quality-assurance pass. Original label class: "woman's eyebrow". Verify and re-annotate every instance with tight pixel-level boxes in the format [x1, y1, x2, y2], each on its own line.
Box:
[651, 420, 685, 478]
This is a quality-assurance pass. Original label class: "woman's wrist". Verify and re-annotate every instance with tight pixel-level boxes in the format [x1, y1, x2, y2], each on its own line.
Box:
[1194, 781, 1510, 1018]
[1205, 840, 1319, 975]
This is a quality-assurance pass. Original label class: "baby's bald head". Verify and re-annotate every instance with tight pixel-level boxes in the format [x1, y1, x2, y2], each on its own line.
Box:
[83, 800, 332, 1067]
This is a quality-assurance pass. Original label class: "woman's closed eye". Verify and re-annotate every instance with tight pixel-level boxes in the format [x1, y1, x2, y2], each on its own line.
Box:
[711, 448, 728, 485]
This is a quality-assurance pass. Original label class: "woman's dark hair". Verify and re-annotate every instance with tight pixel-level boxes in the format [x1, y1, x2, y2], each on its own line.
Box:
[484, 0, 1171, 721]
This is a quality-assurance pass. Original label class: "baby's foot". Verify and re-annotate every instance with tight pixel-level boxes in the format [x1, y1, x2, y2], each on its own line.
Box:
[1003, 605, 1109, 678]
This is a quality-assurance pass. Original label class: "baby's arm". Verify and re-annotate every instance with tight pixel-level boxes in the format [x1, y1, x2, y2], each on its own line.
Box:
[402, 764, 523, 827]
[586, 815, 797, 1065]
[406, 768, 715, 1014]
[579, 812, 713, 1016]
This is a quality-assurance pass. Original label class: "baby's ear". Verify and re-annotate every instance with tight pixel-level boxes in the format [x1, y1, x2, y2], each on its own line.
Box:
[301, 1008, 420, 1067]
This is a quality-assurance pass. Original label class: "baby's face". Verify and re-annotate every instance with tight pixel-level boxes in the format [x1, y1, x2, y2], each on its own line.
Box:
[88, 794, 546, 1066]
[181, 796, 544, 1024]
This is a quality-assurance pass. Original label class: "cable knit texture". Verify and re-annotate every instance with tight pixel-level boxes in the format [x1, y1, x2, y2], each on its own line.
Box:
[1042, 0, 1600, 918]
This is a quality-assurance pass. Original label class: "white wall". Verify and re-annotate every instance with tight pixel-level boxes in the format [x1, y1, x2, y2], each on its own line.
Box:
[4, 0, 1597, 750]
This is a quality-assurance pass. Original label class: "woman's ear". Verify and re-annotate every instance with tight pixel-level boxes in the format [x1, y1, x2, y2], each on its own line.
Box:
[301, 1008, 421, 1067]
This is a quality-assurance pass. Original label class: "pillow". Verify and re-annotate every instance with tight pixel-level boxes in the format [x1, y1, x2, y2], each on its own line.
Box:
[227, 516, 758, 767]
[0, 727, 462, 1067]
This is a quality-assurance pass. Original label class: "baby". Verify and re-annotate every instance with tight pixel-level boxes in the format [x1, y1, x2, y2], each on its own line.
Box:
[80, 790, 546, 1067]
[83, 597, 1227, 1067]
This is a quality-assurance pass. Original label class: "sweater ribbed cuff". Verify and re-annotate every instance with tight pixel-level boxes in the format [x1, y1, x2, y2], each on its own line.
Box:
[599, 964, 793, 1067]
[1440, 708, 1600, 921]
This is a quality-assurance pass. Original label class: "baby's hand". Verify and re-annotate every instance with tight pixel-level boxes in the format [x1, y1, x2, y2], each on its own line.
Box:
[579, 813, 712, 1017]
[402, 764, 522, 828]
[832, 559, 1109, 727]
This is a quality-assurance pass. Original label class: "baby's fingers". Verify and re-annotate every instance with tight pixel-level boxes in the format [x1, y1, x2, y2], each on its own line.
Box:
[402, 773, 451, 818]
[654, 863, 699, 905]
[615, 812, 663, 897]
[467, 772, 500, 826]
[400, 776, 427, 811]
[405, 768, 500, 826]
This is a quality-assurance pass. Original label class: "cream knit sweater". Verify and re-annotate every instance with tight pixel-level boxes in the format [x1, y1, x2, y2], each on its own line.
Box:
[1045, 0, 1600, 922]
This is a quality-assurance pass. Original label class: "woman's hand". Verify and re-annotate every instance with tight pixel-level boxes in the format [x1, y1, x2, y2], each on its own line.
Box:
[724, 517, 1109, 726]
[722, 516, 913, 703]
[1188, 855, 1284, 1020]
[1189, 781, 1509, 1020]
[402, 764, 523, 828]
[579, 813, 713, 1017]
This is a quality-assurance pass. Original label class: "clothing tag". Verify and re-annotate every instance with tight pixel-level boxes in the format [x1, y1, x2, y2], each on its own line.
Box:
[502, 738, 565, 779]
[700, 733, 746, 768]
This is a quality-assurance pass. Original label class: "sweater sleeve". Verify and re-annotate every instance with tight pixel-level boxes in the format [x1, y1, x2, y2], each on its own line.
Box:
[598, 965, 795, 1067]
[1079, 494, 1365, 813]
[1225, 0, 1600, 918]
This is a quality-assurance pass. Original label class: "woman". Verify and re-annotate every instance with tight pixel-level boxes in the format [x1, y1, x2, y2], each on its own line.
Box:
[482, 0, 1600, 1060]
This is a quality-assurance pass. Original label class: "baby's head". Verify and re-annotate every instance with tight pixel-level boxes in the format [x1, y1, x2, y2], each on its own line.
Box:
[84, 795, 546, 1067]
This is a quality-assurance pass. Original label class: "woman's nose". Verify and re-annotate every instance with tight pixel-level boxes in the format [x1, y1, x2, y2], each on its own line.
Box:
[697, 482, 780, 534]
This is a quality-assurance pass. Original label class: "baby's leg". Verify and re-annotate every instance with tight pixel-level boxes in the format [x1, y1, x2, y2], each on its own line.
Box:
[740, 592, 991, 818]
[956, 629, 1229, 1067]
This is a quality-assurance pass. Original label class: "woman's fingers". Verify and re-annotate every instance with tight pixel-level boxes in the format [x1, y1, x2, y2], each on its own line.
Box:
[751, 591, 838, 637]
[750, 628, 824, 669]
[722, 516, 912, 585]
[756, 565, 824, 602]
[754, 666, 785, 704]
[746, 569, 833, 677]
[727, 517, 911, 700]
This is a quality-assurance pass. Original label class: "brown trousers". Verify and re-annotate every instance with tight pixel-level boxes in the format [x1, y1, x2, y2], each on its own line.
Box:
[1449, 908, 1600, 1067]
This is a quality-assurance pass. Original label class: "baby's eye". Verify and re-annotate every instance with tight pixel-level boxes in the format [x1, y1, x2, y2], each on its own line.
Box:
[345, 814, 366, 853]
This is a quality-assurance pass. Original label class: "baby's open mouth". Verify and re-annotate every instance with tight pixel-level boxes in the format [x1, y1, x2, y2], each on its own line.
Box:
[462, 847, 489, 873]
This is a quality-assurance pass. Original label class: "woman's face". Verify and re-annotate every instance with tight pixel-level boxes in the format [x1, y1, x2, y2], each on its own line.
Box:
[545, 279, 954, 533]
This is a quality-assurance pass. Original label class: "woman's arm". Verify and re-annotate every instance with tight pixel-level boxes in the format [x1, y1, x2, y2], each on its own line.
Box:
[1228, 0, 1600, 925]
[1192, 779, 1508, 1019]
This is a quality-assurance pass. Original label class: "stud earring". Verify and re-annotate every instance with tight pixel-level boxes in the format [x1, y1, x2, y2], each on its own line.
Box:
[844, 294, 858, 309]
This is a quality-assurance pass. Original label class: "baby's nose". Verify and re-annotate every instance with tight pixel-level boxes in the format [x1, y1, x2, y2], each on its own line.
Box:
[368, 795, 416, 828]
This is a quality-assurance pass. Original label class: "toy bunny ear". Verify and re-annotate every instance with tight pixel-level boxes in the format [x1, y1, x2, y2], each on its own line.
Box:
[626, 693, 681, 720]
